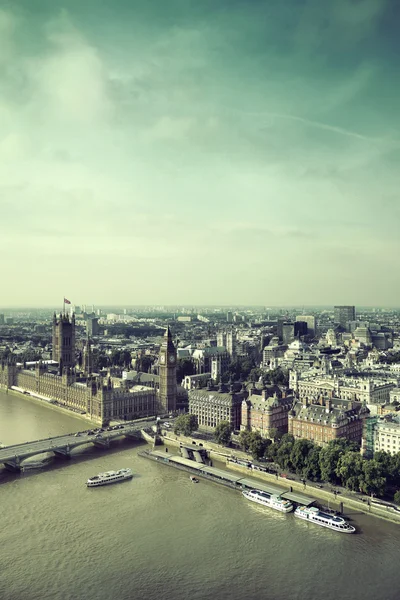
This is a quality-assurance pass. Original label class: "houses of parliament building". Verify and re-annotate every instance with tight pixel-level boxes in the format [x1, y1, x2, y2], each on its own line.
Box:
[0, 314, 177, 425]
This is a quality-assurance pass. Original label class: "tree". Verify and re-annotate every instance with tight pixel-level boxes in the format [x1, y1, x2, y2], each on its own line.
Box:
[239, 430, 252, 452]
[140, 355, 153, 373]
[290, 439, 314, 475]
[247, 432, 267, 461]
[336, 451, 364, 490]
[394, 490, 400, 505]
[176, 359, 195, 383]
[264, 367, 289, 386]
[227, 357, 256, 381]
[268, 427, 281, 443]
[111, 349, 132, 367]
[303, 447, 321, 481]
[275, 434, 295, 471]
[173, 414, 198, 437]
[360, 460, 386, 497]
[249, 368, 263, 382]
[214, 421, 232, 446]
[319, 438, 356, 483]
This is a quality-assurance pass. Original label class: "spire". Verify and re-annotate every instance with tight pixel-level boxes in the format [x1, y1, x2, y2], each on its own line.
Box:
[165, 326, 172, 339]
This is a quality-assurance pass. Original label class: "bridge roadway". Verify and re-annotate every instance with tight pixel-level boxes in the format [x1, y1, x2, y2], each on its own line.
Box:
[0, 418, 158, 470]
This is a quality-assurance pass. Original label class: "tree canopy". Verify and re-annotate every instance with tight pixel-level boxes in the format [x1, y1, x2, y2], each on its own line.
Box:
[214, 421, 232, 446]
[173, 414, 198, 437]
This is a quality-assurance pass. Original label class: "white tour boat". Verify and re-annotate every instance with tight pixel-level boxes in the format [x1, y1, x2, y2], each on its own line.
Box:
[294, 506, 355, 533]
[242, 489, 294, 513]
[86, 468, 133, 487]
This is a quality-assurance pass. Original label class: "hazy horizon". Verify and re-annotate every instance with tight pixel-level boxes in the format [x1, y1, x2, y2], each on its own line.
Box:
[1, 1, 399, 306]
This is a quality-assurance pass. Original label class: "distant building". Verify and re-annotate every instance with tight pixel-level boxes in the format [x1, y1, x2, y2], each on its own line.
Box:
[294, 321, 308, 337]
[182, 373, 211, 390]
[371, 414, 400, 456]
[262, 337, 286, 369]
[86, 317, 99, 336]
[282, 323, 295, 344]
[0, 314, 4, 325]
[296, 315, 316, 337]
[295, 375, 394, 411]
[217, 329, 236, 357]
[334, 306, 356, 331]
[192, 347, 230, 374]
[353, 326, 372, 346]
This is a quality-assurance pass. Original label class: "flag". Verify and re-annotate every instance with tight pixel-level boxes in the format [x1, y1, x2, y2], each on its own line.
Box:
[64, 298, 71, 305]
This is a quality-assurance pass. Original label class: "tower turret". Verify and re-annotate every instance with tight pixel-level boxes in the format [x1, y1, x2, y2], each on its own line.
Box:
[158, 326, 177, 413]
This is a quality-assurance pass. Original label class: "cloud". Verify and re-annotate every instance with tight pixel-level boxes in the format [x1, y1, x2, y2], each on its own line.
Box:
[0, 1, 398, 306]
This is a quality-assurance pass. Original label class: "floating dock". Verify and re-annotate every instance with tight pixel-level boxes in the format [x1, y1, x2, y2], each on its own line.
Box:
[139, 449, 315, 506]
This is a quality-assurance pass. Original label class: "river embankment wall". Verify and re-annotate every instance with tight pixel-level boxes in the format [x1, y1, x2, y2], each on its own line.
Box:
[160, 430, 400, 525]
[2, 387, 95, 425]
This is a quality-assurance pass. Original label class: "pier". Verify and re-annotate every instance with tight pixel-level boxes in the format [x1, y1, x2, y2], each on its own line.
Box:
[139, 449, 315, 506]
[0, 419, 157, 471]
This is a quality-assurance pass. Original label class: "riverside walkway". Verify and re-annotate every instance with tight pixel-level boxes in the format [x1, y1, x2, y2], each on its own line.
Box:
[0, 418, 157, 470]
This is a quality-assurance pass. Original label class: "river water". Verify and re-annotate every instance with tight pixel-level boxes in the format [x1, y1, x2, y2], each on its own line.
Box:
[1, 389, 400, 600]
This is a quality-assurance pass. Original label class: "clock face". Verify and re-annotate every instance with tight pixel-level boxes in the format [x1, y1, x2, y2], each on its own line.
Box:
[168, 354, 176, 364]
[160, 354, 166, 364]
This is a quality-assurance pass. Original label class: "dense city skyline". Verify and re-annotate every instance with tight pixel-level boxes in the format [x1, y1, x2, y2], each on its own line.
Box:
[1, 1, 399, 306]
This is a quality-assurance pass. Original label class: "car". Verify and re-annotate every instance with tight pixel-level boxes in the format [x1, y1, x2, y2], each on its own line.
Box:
[74, 433, 81, 437]
[164, 422, 171, 428]
[87, 431, 94, 435]
[106, 427, 113, 431]
[94, 434, 102, 438]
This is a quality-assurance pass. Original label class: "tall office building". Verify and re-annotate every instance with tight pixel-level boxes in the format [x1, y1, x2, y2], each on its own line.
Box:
[334, 306, 356, 331]
[52, 313, 76, 367]
[86, 317, 99, 336]
[296, 315, 316, 337]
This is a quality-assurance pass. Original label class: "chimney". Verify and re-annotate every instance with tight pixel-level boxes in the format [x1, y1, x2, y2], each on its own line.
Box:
[325, 398, 332, 413]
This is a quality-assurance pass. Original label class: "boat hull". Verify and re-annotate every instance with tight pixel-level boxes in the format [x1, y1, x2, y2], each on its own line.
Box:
[87, 474, 133, 487]
[294, 510, 355, 533]
[242, 491, 294, 513]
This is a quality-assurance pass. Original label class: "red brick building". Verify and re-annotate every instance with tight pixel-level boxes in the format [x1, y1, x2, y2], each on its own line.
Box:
[241, 389, 294, 438]
[288, 396, 369, 446]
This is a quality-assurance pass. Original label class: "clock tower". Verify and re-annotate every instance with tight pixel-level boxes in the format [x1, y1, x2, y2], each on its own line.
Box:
[159, 326, 177, 413]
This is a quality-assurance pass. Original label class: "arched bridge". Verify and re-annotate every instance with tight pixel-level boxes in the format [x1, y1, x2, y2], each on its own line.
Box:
[0, 418, 158, 471]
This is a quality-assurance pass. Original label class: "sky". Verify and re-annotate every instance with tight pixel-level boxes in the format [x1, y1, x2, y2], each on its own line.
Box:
[0, 0, 399, 307]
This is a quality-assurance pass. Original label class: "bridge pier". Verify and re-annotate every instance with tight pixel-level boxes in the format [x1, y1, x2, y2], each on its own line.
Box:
[93, 438, 110, 449]
[4, 457, 22, 472]
[53, 446, 71, 459]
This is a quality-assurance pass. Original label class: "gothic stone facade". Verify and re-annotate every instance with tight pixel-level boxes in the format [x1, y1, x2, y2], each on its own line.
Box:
[0, 362, 156, 425]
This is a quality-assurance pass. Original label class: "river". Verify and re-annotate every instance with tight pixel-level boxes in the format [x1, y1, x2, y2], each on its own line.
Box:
[1, 389, 400, 600]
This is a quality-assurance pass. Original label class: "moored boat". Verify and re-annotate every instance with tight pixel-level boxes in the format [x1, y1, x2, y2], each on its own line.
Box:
[190, 476, 199, 483]
[242, 489, 294, 513]
[87, 468, 133, 487]
[294, 506, 355, 533]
